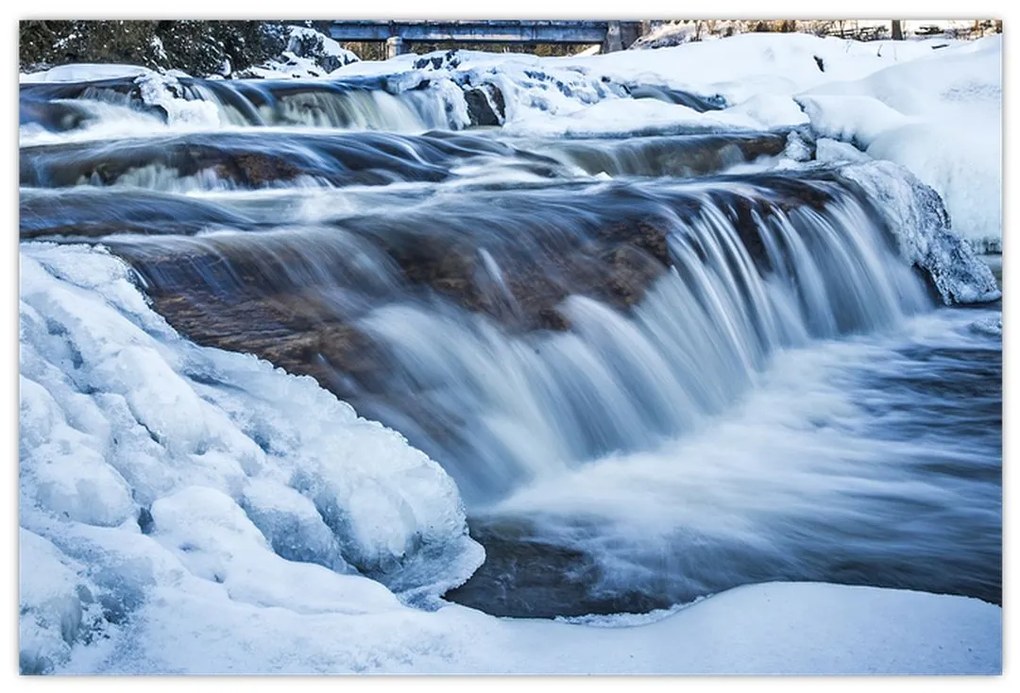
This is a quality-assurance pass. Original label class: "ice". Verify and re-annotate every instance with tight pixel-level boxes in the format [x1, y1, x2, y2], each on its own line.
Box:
[149, 485, 402, 615]
[241, 477, 350, 572]
[19, 376, 135, 527]
[133, 72, 221, 128]
[970, 314, 1002, 337]
[334, 49, 632, 126]
[838, 160, 1000, 304]
[815, 137, 871, 163]
[19, 242, 483, 637]
[19, 529, 107, 674]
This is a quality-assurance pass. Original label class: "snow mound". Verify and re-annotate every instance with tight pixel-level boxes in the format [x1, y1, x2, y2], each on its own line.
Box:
[563, 32, 950, 104]
[815, 137, 871, 163]
[796, 94, 914, 148]
[801, 36, 1001, 246]
[19, 242, 484, 672]
[838, 161, 1000, 304]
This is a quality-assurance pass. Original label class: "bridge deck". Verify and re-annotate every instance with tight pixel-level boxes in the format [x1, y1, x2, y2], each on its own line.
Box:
[329, 20, 620, 44]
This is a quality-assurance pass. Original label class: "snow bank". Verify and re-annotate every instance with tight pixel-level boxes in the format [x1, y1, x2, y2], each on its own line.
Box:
[19, 242, 483, 670]
[839, 160, 1000, 304]
[556, 33, 1000, 246]
[55, 577, 999, 674]
[632, 20, 993, 50]
[799, 36, 1002, 247]
[563, 32, 948, 103]
[323, 33, 955, 132]
[20, 63, 159, 84]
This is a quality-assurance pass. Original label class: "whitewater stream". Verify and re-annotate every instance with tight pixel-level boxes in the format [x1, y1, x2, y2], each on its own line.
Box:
[20, 66, 1001, 627]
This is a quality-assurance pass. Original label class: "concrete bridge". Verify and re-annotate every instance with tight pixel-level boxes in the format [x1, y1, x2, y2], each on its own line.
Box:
[328, 20, 646, 58]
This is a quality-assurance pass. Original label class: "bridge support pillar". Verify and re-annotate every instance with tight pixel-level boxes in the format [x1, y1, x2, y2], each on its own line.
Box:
[385, 36, 407, 60]
[603, 21, 623, 53]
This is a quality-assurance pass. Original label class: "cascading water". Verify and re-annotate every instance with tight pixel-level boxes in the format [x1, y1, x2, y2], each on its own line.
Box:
[19, 64, 1001, 625]
[20, 73, 470, 134]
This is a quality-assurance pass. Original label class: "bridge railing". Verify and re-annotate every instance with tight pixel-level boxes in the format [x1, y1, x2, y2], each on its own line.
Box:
[328, 20, 644, 57]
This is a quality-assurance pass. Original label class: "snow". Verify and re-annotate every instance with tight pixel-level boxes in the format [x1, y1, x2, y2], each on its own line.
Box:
[20, 63, 158, 83]
[799, 36, 1002, 246]
[815, 137, 872, 164]
[796, 94, 914, 148]
[632, 20, 992, 50]
[247, 25, 360, 79]
[19, 242, 483, 657]
[133, 72, 221, 128]
[286, 25, 359, 66]
[53, 576, 999, 674]
[724, 92, 809, 129]
[561, 32, 950, 103]
[504, 98, 760, 137]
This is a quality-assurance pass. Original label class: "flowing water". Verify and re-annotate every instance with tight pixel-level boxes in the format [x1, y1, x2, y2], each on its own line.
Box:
[19, 70, 1002, 618]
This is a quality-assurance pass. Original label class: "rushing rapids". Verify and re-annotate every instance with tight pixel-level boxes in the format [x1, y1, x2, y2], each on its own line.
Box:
[19, 62, 1001, 627]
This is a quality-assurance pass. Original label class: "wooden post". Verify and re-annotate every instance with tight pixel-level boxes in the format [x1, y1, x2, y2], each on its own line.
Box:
[385, 36, 406, 59]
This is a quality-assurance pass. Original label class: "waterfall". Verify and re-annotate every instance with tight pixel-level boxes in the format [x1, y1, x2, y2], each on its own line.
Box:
[89, 175, 932, 504]
[19, 61, 1001, 625]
